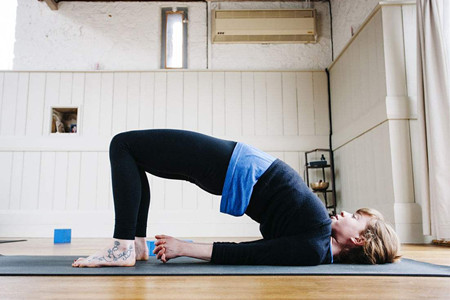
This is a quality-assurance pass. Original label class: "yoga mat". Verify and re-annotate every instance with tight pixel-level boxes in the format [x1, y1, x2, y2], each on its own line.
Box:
[0, 256, 449, 277]
[0, 240, 27, 244]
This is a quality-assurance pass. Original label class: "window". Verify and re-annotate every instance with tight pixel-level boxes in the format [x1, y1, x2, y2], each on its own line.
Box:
[161, 7, 188, 69]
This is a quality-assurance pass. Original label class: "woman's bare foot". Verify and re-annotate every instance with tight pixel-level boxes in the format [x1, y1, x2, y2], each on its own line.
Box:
[72, 239, 135, 268]
[135, 237, 149, 261]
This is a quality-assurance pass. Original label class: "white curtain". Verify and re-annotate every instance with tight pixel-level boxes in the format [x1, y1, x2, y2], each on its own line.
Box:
[417, 0, 450, 240]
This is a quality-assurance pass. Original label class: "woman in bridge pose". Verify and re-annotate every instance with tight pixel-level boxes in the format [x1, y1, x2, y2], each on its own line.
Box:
[72, 129, 400, 267]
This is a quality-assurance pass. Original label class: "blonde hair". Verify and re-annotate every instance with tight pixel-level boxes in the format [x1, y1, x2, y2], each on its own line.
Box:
[336, 208, 402, 264]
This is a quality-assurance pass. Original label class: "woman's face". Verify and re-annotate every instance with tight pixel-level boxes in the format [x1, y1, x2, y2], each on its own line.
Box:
[331, 211, 372, 247]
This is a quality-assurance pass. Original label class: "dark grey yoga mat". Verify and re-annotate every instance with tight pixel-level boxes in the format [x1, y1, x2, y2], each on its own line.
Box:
[1, 256, 450, 277]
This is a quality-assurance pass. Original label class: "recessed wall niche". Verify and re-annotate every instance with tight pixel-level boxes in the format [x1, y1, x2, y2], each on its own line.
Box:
[50, 107, 79, 134]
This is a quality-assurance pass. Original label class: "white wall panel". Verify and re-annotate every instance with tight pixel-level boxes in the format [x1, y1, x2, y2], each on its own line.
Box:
[153, 73, 167, 129]
[254, 73, 267, 136]
[83, 73, 102, 136]
[166, 72, 183, 130]
[15, 73, 29, 136]
[0, 152, 13, 209]
[330, 9, 387, 150]
[334, 122, 395, 222]
[25, 73, 46, 136]
[225, 72, 242, 136]
[139, 72, 155, 130]
[197, 188, 213, 211]
[96, 152, 111, 210]
[182, 181, 198, 210]
[10, 152, 24, 210]
[126, 72, 141, 131]
[53, 152, 68, 210]
[212, 72, 225, 136]
[21, 152, 41, 209]
[79, 152, 99, 210]
[0, 70, 329, 237]
[266, 73, 283, 136]
[296, 72, 314, 135]
[99, 73, 114, 137]
[165, 180, 183, 210]
[38, 151, 56, 210]
[241, 73, 255, 136]
[313, 72, 329, 135]
[42, 73, 60, 135]
[198, 72, 213, 135]
[151, 176, 165, 211]
[66, 152, 81, 211]
[112, 73, 128, 135]
[183, 72, 198, 131]
[282, 72, 298, 136]
[1, 73, 19, 136]
[0, 73, 4, 130]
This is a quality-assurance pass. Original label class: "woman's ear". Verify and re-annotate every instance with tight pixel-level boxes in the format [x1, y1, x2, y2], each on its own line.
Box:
[350, 236, 365, 247]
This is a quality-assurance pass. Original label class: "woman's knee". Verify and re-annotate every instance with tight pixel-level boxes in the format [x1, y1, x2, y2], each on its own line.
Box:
[109, 131, 133, 155]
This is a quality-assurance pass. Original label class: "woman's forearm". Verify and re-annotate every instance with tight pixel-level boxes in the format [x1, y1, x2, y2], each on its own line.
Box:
[181, 242, 213, 261]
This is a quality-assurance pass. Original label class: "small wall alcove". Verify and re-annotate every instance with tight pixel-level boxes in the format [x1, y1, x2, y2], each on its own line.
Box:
[50, 106, 79, 134]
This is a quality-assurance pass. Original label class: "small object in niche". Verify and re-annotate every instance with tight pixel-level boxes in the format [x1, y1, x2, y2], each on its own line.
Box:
[70, 124, 77, 133]
[310, 180, 329, 191]
[51, 107, 78, 133]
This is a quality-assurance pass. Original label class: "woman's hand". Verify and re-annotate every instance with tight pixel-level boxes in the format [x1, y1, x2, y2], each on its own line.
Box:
[153, 234, 184, 263]
[154, 234, 213, 263]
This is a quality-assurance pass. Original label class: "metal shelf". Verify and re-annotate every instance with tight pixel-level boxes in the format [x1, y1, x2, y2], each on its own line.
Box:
[306, 164, 330, 169]
[305, 149, 336, 216]
[312, 190, 333, 193]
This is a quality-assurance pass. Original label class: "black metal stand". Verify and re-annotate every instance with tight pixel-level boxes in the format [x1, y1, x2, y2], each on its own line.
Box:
[305, 149, 336, 216]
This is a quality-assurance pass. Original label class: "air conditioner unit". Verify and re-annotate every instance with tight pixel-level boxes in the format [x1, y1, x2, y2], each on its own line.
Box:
[212, 9, 317, 44]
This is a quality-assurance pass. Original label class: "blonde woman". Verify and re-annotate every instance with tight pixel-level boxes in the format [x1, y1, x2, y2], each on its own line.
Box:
[72, 129, 401, 267]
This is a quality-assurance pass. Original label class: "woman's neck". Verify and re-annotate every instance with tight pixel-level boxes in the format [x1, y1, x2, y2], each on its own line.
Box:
[330, 236, 344, 258]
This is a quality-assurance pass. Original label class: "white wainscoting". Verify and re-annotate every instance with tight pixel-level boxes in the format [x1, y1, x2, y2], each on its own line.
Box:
[0, 70, 329, 237]
[328, 3, 427, 243]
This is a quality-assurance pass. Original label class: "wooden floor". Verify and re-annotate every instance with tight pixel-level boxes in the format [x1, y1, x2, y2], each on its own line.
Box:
[1, 238, 449, 300]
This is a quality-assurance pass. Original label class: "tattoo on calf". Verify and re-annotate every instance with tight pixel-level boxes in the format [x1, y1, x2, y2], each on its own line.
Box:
[88, 241, 134, 262]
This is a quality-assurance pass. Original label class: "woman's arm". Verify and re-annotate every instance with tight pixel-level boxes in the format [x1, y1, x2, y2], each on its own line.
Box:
[155, 234, 327, 266]
[154, 235, 212, 263]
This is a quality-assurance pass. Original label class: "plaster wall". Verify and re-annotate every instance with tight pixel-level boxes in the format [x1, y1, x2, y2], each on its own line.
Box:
[330, 0, 386, 58]
[13, 1, 332, 71]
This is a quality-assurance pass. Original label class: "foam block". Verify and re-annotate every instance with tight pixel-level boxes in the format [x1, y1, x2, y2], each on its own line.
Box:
[53, 229, 71, 244]
[147, 240, 193, 256]
[147, 241, 156, 256]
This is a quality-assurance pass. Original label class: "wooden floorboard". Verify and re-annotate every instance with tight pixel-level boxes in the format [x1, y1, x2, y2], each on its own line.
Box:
[1, 238, 449, 299]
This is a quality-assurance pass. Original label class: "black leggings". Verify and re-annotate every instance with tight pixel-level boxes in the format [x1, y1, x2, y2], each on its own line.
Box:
[109, 129, 237, 240]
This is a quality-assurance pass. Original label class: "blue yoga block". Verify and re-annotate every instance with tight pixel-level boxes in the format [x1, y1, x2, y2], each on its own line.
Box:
[147, 239, 193, 256]
[147, 241, 156, 256]
[54, 229, 71, 244]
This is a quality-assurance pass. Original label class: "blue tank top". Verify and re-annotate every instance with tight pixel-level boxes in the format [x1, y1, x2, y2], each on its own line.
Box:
[220, 142, 276, 216]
